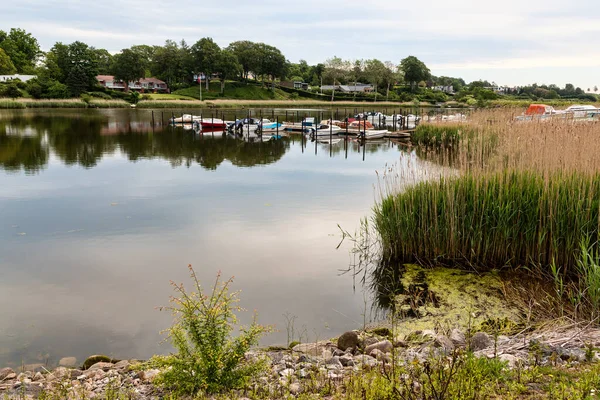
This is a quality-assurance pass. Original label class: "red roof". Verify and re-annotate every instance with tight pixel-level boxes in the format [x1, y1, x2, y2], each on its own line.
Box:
[95, 75, 166, 85]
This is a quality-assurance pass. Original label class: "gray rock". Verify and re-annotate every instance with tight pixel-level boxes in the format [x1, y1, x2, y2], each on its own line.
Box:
[435, 335, 455, 352]
[393, 339, 408, 348]
[337, 331, 360, 351]
[88, 362, 114, 371]
[362, 337, 379, 348]
[339, 354, 355, 367]
[355, 355, 378, 368]
[298, 368, 309, 379]
[450, 329, 466, 347]
[279, 368, 294, 378]
[499, 354, 519, 368]
[0, 367, 14, 381]
[370, 349, 392, 363]
[325, 356, 342, 369]
[470, 332, 492, 351]
[365, 340, 393, 355]
[292, 342, 331, 357]
[32, 372, 44, 382]
[58, 357, 77, 368]
[332, 348, 346, 357]
[113, 360, 130, 369]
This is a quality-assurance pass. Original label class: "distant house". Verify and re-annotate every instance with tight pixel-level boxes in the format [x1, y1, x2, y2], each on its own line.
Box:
[0, 74, 37, 83]
[432, 85, 455, 94]
[96, 75, 168, 92]
[320, 83, 374, 93]
[280, 81, 309, 90]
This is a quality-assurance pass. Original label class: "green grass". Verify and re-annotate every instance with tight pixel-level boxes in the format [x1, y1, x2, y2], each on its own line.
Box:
[374, 170, 600, 278]
[89, 99, 131, 108]
[19, 99, 88, 108]
[174, 81, 290, 101]
[0, 99, 26, 109]
[412, 124, 468, 147]
[145, 93, 198, 100]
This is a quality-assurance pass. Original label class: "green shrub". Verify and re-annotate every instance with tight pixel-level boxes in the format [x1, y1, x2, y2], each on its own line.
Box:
[1, 82, 23, 98]
[46, 81, 70, 99]
[148, 267, 271, 395]
[88, 91, 112, 100]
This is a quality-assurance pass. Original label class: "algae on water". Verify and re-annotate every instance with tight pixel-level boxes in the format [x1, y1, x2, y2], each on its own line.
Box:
[377, 264, 524, 338]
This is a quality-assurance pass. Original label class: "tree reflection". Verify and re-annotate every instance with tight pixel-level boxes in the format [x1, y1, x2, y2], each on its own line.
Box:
[0, 115, 290, 173]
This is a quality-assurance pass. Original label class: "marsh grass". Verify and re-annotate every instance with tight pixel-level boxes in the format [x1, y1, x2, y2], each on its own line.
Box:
[0, 100, 26, 109]
[17, 99, 88, 108]
[365, 109, 600, 320]
[89, 99, 131, 108]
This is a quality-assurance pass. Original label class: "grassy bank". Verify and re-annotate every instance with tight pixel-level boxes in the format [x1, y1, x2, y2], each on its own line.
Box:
[365, 109, 600, 320]
[136, 99, 427, 109]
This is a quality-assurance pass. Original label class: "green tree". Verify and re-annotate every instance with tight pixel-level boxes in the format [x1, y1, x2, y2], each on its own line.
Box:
[227, 41, 260, 81]
[323, 56, 345, 100]
[0, 48, 16, 74]
[43, 41, 98, 96]
[91, 48, 113, 75]
[215, 49, 241, 94]
[151, 40, 190, 87]
[255, 43, 287, 89]
[112, 48, 147, 91]
[65, 41, 98, 96]
[400, 56, 431, 92]
[191, 38, 221, 89]
[0, 28, 41, 73]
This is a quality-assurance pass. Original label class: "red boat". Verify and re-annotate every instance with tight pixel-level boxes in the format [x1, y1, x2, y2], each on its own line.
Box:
[200, 119, 227, 129]
[192, 118, 227, 129]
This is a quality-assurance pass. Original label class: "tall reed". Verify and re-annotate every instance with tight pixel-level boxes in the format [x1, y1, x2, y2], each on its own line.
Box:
[0, 100, 26, 109]
[375, 170, 600, 277]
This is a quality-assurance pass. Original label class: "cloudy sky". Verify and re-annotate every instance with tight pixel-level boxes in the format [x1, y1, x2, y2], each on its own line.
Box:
[3, 0, 600, 89]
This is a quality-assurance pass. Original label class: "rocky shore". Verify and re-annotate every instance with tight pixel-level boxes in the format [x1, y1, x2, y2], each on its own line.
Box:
[2, 324, 599, 399]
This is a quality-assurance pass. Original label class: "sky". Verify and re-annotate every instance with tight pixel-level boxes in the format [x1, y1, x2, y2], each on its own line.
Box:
[2, 0, 600, 90]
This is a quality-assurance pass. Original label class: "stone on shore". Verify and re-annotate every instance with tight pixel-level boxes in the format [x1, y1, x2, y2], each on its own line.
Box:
[337, 331, 359, 351]
[0, 367, 14, 381]
[470, 332, 492, 351]
[365, 340, 393, 355]
[58, 357, 77, 368]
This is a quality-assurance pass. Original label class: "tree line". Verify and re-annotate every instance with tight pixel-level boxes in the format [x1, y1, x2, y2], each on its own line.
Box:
[0, 27, 597, 103]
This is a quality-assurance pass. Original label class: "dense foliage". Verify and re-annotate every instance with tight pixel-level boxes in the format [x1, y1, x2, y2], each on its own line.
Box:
[0, 27, 597, 103]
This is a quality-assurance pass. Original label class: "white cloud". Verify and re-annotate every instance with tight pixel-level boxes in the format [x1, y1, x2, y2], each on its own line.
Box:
[2, 0, 599, 88]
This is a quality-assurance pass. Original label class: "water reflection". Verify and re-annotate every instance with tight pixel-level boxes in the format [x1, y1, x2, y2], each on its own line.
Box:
[0, 109, 434, 368]
[0, 114, 291, 172]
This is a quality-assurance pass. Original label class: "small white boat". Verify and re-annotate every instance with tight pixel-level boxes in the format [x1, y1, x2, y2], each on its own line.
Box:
[171, 114, 201, 123]
[311, 124, 342, 137]
[564, 105, 600, 118]
[358, 130, 388, 140]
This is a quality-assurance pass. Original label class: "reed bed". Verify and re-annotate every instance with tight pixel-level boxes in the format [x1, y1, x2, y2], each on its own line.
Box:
[375, 170, 600, 276]
[89, 99, 131, 108]
[0, 100, 26, 109]
[367, 109, 600, 316]
[17, 99, 88, 108]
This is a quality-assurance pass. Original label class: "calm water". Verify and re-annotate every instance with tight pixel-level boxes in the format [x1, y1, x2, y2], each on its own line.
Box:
[0, 109, 434, 367]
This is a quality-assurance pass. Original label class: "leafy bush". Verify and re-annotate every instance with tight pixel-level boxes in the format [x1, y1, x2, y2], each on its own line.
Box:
[46, 81, 70, 99]
[148, 267, 271, 395]
[88, 91, 112, 99]
[14, 79, 27, 90]
[1, 82, 23, 98]
[128, 91, 140, 104]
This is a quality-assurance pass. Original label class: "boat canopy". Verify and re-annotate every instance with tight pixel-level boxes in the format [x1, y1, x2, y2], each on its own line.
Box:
[525, 104, 555, 115]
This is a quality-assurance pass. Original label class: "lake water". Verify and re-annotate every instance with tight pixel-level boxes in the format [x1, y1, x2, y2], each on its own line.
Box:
[0, 108, 434, 367]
